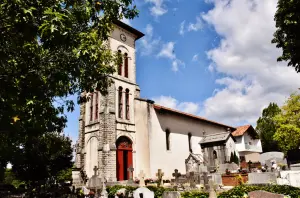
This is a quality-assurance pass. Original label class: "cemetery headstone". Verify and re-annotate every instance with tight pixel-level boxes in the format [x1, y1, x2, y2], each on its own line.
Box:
[115, 188, 126, 198]
[172, 169, 181, 185]
[162, 191, 180, 198]
[128, 166, 134, 183]
[260, 152, 285, 166]
[208, 180, 217, 198]
[203, 172, 209, 190]
[138, 170, 146, 187]
[187, 172, 196, 188]
[211, 173, 222, 186]
[248, 173, 277, 184]
[248, 190, 285, 198]
[199, 164, 208, 173]
[100, 181, 108, 198]
[156, 169, 164, 187]
[133, 187, 154, 198]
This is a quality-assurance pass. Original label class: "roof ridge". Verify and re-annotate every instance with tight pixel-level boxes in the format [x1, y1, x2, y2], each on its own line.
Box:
[153, 104, 235, 129]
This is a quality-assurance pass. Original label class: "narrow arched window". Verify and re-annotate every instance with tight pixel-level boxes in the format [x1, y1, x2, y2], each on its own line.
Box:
[118, 87, 123, 118]
[118, 50, 122, 76]
[95, 92, 99, 120]
[125, 89, 130, 120]
[90, 93, 93, 121]
[166, 129, 170, 151]
[124, 53, 128, 78]
[188, 133, 192, 153]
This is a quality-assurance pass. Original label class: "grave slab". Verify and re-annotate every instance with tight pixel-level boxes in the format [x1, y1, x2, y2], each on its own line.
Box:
[248, 190, 285, 198]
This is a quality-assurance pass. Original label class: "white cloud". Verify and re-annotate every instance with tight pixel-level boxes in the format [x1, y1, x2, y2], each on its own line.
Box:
[158, 42, 185, 72]
[139, 24, 161, 56]
[179, 21, 185, 35]
[153, 96, 200, 115]
[192, 54, 199, 62]
[188, 15, 203, 32]
[145, 0, 168, 17]
[199, 0, 300, 126]
[158, 42, 176, 59]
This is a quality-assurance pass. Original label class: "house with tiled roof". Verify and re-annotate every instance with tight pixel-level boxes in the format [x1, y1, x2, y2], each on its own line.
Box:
[232, 125, 263, 162]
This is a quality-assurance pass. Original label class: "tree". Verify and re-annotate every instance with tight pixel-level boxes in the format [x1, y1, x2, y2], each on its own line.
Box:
[230, 152, 234, 163]
[272, 0, 300, 72]
[0, 0, 138, 178]
[233, 151, 239, 165]
[273, 93, 300, 154]
[256, 103, 281, 152]
[11, 133, 73, 185]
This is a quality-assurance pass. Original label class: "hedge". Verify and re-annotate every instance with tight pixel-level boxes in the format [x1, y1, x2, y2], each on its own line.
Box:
[107, 184, 300, 198]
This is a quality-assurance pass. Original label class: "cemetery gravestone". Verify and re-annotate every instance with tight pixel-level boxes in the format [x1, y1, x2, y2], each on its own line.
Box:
[133, 187, 154, 198]
[260, 152, 285, 165]
[128, 166, 134, 183]
[156, 169, 164, 187]
[248, 190, 285, 198]
[203, 172, 209, 190]
[248, 173, 277, 184]
[162, 191, 181, 198]
[187, 172, 196, 188]
[208, 180, 217, 198]
[138, 170, 146, 187]
[211, 173, 222, 186]
[172, 169, 181, 185]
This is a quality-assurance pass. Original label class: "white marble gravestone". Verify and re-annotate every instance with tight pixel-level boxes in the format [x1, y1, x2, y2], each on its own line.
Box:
[133, 187, 154, 198]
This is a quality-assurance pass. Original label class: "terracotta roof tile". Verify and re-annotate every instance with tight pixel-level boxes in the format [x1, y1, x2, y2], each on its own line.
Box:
[153, 104, 234, 129]
[231, 125, 251, 136]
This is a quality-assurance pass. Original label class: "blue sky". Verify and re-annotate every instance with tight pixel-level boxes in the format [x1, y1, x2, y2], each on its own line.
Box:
[64, 0, 300, 144]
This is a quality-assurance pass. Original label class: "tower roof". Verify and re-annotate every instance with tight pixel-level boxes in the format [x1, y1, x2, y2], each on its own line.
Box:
[113, 20, 144, 40]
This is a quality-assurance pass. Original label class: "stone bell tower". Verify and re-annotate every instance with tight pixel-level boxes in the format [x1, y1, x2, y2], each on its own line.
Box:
[73, 20, 144, 184]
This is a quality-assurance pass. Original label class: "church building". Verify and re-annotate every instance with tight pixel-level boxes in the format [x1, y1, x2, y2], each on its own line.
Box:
[73, 20, 262, 184]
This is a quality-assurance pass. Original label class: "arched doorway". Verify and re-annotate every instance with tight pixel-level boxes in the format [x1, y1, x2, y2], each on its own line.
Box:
[116, 136, 133, 181]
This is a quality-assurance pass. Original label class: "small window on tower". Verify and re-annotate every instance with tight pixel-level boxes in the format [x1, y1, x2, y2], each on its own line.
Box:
[95, 92, 99, 120]
[118, 50, 122, 76]
[118, 87, 123, 118]
[124, 53, 128, 78]
[90, 93, 93, 121]
[125, 89, 130, 120]
[166, 129, 170, 151]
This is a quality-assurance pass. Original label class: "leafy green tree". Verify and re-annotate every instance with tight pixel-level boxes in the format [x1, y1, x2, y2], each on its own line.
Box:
[273, 93, 300, 154]
[256, 103, 281, 152]
[3, 169, 24, 188]
[272, 0, 300, 72]
[57, 167, 73, 182]
[0, 0, 138, 179]
[230, 152, 234, 163]
[233, 151, 239, 165]
[11, 133, 73, 185]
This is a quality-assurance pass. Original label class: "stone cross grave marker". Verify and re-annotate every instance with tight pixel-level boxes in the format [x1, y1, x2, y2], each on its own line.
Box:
[203, 172, 209, 190]
[128, 165, 134, 183]
[188, 172, 196, 188]
[172, 169, 181, 184]
[138, 170, 146, 187]
[156, 169, 164, 187]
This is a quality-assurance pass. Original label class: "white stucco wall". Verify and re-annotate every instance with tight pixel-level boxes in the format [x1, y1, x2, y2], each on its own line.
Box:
[147, 106, 231, 179]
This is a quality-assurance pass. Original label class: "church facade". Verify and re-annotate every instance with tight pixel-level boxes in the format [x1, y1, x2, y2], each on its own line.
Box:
[73, 21, 262, 184]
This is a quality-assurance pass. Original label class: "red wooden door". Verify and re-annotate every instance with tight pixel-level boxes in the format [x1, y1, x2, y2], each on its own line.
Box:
[116, 136, 133, 181]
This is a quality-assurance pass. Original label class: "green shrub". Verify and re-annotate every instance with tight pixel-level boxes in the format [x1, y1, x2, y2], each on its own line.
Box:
[218, 185, 300, 198]
[181, 191, 208, 198]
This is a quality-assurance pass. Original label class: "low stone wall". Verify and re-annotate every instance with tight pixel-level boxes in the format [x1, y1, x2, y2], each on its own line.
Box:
[222, 174, 248, 186]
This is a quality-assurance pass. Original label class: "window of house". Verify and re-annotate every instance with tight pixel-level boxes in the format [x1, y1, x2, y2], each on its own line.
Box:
[118, 50, 122, 76]
[90, 93, 93, 121]
[166, 129, 170, 151]
[95, 92, 98, 120]
[124, 53, 128, 78]
[118, 87, 123, 118]
[188, 133, 192, 153]
[125, 89, 130, 120]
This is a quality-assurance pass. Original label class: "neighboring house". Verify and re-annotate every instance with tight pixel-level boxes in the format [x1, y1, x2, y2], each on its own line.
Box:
[232, 125, 263, 162]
